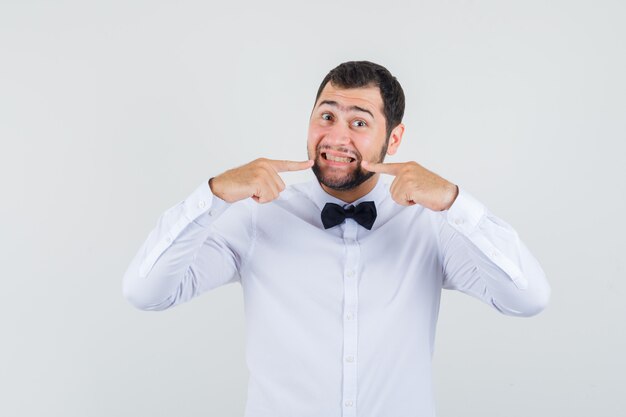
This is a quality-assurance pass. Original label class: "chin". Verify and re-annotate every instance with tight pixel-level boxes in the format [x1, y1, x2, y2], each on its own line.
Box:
[312, 163, 375, 190]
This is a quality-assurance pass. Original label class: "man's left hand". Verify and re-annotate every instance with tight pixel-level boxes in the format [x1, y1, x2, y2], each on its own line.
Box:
[361, 160, 459, 211]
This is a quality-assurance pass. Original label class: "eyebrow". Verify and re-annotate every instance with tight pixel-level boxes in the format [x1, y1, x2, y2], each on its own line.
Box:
[317, 100, 374, 119]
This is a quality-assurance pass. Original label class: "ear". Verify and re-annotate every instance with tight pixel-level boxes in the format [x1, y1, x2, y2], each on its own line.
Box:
[386, 123, 405, 156]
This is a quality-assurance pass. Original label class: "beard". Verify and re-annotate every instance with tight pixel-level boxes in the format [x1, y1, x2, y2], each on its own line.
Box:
[310, 141, 388, 191]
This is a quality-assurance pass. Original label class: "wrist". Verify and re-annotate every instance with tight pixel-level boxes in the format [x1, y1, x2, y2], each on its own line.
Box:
[441, 183, 459, 211]
[208, 177, 223, 199]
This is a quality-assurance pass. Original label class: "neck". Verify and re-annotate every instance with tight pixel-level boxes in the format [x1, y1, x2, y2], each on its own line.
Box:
[319, 174, 380, 204]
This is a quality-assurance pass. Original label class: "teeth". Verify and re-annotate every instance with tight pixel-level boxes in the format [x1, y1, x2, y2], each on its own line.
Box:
[326, 154, 352, 163]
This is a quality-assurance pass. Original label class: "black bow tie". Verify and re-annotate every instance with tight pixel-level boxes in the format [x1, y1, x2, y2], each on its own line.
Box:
[321, 201, 377, 230]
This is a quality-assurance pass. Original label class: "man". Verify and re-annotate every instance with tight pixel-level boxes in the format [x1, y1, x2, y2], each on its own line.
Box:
[123, 61, 550, 417]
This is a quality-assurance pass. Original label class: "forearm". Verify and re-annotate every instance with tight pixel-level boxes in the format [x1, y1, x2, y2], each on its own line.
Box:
[439, 187, 551, 317]
[122, 180, 233, 311]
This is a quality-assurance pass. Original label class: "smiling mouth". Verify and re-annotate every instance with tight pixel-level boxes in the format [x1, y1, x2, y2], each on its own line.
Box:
[321, 152, 356, 163]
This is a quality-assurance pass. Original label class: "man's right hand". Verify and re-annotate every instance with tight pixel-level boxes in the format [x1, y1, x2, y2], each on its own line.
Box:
[209, 158, 314, 204]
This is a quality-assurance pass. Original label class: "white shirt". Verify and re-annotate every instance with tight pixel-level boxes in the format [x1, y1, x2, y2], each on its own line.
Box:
[122, 177, 550, 417]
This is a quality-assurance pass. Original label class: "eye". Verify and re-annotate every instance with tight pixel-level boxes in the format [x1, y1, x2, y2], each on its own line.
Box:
[321, 112, 333, 121]
[352, 120, 367, 127]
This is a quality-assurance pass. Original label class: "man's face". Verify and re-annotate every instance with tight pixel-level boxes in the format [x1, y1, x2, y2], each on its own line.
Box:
[307, 82, 389, 190]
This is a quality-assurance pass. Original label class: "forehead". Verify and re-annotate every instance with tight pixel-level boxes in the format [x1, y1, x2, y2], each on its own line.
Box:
[315, 82, 384, 116]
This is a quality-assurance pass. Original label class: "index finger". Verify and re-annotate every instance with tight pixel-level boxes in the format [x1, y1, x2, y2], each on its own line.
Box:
[361, 161, 404, 176]
[268, 159, 314, 172]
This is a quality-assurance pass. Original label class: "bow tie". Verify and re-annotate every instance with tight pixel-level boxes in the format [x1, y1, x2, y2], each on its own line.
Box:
[321, 201, 377, 230]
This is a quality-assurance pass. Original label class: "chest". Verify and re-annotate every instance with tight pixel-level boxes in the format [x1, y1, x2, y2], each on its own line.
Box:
[242, 207, 443, 313]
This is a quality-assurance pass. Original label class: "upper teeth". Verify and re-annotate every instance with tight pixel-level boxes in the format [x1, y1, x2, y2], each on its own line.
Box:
[326, 154, 352, 163]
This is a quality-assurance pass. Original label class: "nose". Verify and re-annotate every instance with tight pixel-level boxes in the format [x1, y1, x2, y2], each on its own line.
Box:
[324, 122, 352, 147]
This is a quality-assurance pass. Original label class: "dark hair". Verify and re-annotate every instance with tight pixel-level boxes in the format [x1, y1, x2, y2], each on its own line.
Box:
[314, 60, 405, 141]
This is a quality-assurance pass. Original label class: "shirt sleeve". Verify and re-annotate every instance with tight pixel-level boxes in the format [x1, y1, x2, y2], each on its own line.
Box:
[437, 186, 551, 317]
[122, 180, 255, 311]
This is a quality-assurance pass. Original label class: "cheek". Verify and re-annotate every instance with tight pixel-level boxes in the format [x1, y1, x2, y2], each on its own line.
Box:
[307, 126, 324, 150]
[354, 134, 377, 156]
[306, 135, 317, 154]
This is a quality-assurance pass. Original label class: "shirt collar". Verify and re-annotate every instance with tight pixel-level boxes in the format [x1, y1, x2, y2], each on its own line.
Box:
[307, 176, 388, 212]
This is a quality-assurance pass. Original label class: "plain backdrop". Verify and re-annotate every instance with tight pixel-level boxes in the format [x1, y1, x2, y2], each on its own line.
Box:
[1, 0, 624, 416]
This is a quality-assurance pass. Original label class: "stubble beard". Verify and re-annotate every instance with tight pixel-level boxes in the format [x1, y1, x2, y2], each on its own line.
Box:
[310, 140, 389, 191]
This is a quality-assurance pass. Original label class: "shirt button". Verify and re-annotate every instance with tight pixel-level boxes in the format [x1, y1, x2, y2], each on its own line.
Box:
[346, 270, 355, 277]
[198, 200, 206, 209]
[165, 237, 172, 243]
[454, 218, 464, 225]
[345, 355, 354, 362]
[492, 250, 499, 257]
[345, 400, 353, 407]
[346, 312, 354, 320]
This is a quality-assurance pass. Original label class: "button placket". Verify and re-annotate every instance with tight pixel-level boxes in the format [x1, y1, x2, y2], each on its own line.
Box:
[341, 220, 359, 417]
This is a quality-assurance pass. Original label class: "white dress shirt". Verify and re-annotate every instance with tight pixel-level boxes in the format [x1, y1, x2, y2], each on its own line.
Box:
[122, 177, 550, 417]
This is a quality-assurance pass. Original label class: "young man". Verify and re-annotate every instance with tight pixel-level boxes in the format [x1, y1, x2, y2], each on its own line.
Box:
[123, 61, 550, 417]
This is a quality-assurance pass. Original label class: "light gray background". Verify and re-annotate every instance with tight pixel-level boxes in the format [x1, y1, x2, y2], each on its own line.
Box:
[1, 0, 624, 416]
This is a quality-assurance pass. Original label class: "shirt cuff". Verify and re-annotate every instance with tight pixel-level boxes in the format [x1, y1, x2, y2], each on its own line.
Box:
[182, 179, 232, 226]
[442, 186, 487, 235]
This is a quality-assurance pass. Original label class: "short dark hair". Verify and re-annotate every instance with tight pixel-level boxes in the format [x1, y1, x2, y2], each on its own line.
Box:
[314, 61, 405, 141]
